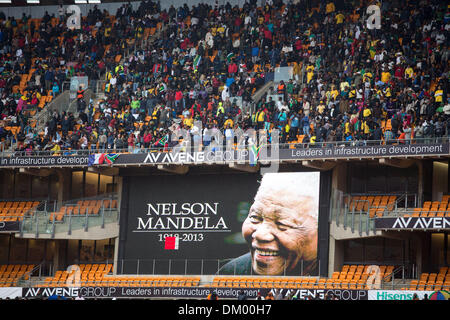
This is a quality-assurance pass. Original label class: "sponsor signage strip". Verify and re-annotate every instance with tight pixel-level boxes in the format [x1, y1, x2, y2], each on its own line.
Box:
[0, 287, 22, 299]
[0, 155, 89, 167]
[375, 217, 450, 230]
[0, 143, 448, 168]
[0, 221, 20, 232]
[22, 287, 368, 300]
[368, 290, 435, 300]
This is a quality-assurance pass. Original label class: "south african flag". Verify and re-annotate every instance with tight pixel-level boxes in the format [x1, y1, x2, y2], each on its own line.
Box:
[249, 143, 263, 166]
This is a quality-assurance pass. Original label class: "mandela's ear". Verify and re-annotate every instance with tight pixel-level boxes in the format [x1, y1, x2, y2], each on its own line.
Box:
[302, 226, 318, 261]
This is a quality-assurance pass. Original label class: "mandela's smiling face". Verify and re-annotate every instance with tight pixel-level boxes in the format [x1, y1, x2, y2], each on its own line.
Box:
[242, 193, 318, 275]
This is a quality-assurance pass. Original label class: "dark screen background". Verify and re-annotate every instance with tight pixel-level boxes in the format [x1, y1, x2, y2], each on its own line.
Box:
[118, 172, 260, 274]
[117, 170, 330, 276]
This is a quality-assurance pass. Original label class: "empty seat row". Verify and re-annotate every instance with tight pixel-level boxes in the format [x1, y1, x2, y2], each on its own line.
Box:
[0, 264, 35, 286]
[404, 208, 450, 218]
[0, 201, 40, 209]
[331, 265, 395, 282]
[48, 199, 118, 222]
[0, 201, 39, 221]
[346, 195, 397, 215]
[403, 268, 450, 291]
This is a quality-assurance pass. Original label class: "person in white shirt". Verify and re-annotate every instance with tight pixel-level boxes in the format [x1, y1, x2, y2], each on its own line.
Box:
[443, 100, 450, 115]
[205, 32, 214, 48]
[222, 86, 230, 102]
[435, 32, 445, 45]
[110, 75, 117, 87]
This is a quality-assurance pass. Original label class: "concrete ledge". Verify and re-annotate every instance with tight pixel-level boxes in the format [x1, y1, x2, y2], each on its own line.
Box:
[302, 160, 336, 171]
[378, 158, 415, 168]
[228, 163, 259, 173]
[329, 221, 383, 240]
[19, 222, 119, 240]
[157, 165, 189, 174]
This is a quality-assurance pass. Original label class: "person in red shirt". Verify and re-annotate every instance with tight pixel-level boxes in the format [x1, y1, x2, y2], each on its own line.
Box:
[143, 130, 152, 148]
[394, 65, 404, 80]
[228, 61, 238, 75]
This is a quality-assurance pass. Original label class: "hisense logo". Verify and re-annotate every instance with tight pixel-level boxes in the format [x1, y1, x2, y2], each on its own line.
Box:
[376, 291, 413, 300]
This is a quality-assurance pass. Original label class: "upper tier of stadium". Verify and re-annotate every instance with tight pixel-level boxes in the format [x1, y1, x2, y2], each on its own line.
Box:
[0, 0, 448, 164]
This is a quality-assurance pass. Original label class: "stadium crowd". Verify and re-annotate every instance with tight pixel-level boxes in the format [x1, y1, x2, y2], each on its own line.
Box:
[0, 0, 449, 154]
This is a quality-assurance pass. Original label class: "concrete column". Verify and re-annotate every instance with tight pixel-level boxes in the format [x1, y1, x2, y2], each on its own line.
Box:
[116, 176, 123, 215]
[332, 162, 347, 193]
[416, 161, 424, 206]
[52, 240, 60, 275]
[113, 176, 123, 275]
[411, 234, 424, 278]
[327, 235, 344, 277]
[56, 169, 71, 208]
[432, 161, 448, 201]
[113, 237, 119, 275]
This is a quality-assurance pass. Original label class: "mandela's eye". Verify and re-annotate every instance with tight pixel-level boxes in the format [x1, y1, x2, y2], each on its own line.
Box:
[248, 213, 263, 223]
[275, 221, 290, 231]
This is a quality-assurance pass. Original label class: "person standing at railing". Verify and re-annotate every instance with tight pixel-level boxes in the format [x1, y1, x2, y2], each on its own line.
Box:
[98, 130, 107, 152]
[423, 119, 435, 144]
[301, 114, 310, 137]
[288, 112, 300, 142]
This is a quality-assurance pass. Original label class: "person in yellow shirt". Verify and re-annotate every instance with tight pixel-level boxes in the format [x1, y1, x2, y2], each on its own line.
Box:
[435, 86, 444, 104]
[349, 87, 356, 99]
[345, 121, 351, 135]
[183, 116, 194, 128]
[335, 12, 345, 24]
[51, 142, 61, 154]
[405, 67, 414, 79]
[104, 26, 111, 37]
[330, 87, 339, 100]
[224, 118, 234, 128]
[340, 81, 350, 93]
[381, 71, 391, 84]
[256, 109, 265, 130]
[326, 2, 335, 14]
[374, 87, 383, 98]
[361, 120, 371, 139]
[216, 102, 225, 116]
[363, 72, 373, 83]
[317, 101, 326, 114]
[306, 65, 314, 84]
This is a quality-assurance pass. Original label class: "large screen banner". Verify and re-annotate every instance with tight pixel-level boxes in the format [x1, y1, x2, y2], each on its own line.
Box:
[119, 172, 320, 276]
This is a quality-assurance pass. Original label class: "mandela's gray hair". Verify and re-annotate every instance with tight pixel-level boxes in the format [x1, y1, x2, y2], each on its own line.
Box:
[254, 172, 320, 219]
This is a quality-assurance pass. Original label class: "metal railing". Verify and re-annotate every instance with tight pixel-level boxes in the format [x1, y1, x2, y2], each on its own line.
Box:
[330, 192, 420, 236]
[20, 194, 119, 238]
[376, 208, 450, 218]
[113, 258, 321, 277]
[16, 262, 423, 291]
[0, 137, 448, 159]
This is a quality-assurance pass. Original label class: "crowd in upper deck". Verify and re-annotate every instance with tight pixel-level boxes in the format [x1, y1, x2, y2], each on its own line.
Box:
[0, 0, 449, 154]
